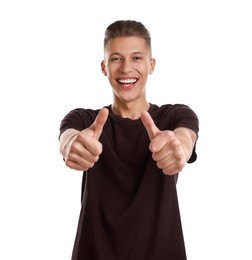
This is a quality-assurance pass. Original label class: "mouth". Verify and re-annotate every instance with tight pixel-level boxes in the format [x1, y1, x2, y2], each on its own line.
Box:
[117, 78, 138, 89]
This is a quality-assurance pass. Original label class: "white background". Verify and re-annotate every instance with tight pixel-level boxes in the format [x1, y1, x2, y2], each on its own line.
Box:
[0, 0, 251, 259]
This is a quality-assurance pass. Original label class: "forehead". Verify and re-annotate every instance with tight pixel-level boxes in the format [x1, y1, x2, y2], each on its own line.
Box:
[105, 36, 150, 55]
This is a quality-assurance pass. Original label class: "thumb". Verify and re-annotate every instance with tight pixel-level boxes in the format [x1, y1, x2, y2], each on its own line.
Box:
[91, 107, 109, 139]
[141, 111, 160, 140]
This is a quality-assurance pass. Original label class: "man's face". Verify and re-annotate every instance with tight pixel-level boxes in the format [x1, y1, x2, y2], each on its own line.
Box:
[101, 36, 155, 103]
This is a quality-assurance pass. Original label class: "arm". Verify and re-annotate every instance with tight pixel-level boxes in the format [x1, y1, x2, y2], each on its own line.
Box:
[141, 111, 197, 175]
[173, 127, 197, 162]
[59, 108, 109, 171]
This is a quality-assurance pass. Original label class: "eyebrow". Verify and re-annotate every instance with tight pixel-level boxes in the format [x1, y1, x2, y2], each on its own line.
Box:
[109, 51, 145, 56]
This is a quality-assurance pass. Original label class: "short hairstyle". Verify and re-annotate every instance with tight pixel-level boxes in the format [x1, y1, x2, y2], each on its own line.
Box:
[104, 20, 152, 54]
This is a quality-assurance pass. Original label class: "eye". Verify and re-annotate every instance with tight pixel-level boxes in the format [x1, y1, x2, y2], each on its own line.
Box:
[110, 56, 122, 62]
[133, 56, 143, 61]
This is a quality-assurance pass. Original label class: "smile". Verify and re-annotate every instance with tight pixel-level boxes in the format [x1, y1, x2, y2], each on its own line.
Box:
[117, 78, 138, 84]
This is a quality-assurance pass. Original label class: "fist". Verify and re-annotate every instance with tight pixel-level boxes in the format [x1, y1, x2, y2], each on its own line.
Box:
[65, 108, 109, 171]
[141, 111, 186, 175]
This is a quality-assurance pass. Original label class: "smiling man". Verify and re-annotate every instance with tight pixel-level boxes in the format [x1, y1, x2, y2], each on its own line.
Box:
[101, 35, 155, 119]
[59, 20, 199, 260]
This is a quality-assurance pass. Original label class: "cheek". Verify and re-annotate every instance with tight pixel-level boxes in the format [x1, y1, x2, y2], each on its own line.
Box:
[107, 65, 121, 79]
[138, 63, 153, 75]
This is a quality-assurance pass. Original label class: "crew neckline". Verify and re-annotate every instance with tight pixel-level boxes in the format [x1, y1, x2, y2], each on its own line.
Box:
[106, 103, 155, 123]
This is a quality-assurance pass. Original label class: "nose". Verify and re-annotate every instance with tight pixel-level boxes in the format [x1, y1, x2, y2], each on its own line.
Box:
[119, 59, 133, 73]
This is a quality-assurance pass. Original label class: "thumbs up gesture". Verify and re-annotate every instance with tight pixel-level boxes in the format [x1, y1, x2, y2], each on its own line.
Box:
[61, 108, 109, 171]
[141, 111, 188, 175]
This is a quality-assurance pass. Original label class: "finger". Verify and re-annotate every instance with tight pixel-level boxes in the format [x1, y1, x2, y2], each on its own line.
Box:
[141, 111, 160, 140]
[92, 107, 109, 139]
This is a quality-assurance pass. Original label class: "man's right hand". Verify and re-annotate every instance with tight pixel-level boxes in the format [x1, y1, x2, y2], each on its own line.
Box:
[60, 108, 109, 171]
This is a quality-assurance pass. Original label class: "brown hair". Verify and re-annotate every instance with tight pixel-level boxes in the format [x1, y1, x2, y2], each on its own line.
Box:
[104, 20, 152, 54]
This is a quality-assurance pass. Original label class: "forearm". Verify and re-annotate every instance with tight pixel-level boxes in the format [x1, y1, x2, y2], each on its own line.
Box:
[173, 127, 197, 162]
[59, 128, 80, 159]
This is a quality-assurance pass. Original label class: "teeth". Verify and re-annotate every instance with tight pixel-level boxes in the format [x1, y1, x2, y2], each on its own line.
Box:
[118, 78, 137, 84]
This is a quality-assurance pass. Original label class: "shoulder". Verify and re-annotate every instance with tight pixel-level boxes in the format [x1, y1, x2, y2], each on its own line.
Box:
[62, 108, 98, 125]
[60, 106, 111, 134]
[149, 103, 199, 133]
[150, 103, 197, 118]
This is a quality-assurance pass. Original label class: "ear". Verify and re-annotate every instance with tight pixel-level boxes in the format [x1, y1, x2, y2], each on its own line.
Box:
[101, 60, 107, 76]
[149, 58, 156, 74]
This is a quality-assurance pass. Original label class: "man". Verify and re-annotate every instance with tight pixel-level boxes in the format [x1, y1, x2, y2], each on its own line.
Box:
[59, 19, 199, 260]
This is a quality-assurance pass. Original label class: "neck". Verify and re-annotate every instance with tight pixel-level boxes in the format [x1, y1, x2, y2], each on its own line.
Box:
[112, 101, 150, 120]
